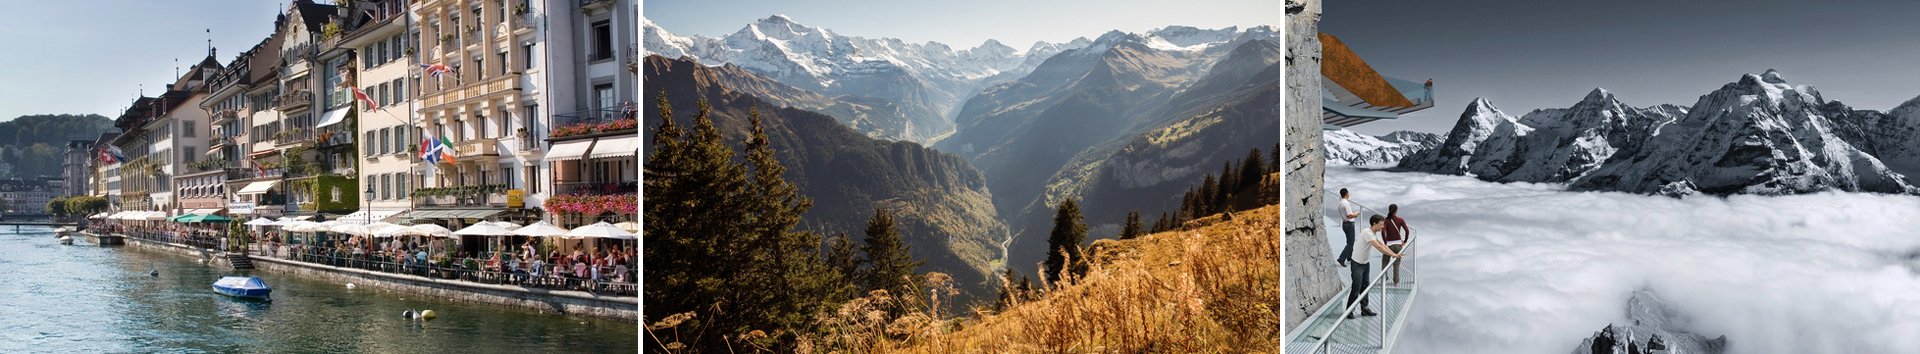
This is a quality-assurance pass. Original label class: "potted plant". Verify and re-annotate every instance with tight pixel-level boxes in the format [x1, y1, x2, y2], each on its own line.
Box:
[440, 33, 456, 44]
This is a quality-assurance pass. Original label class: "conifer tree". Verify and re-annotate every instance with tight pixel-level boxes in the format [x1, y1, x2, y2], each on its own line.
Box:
[860, 207, 921, 294]
[1240, 148, 1267, 193]
[823, 232, 859, 301]
[1271, 143, 1282, 174]
[996, 267, 1021, 310]
[1120, 209, 1144, 240]
[644, 95, 755, 348]
[1043, 198, 1088, 283]
[1216, 162, 1236, 211]
[1198, 174, 1219, 215]
[738, 106, 834, 337]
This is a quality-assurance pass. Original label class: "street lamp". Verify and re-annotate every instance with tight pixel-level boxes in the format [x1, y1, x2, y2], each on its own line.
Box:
[363, 187, 374, 225]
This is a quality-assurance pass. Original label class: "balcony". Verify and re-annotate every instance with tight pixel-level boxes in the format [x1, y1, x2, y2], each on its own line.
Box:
[272, 91, 313, 113]
[554, 181, 636, 196]
[213, 109, 241, 123]
[580, 0, 615, 12]
[549, 108, 637, 141]
[627, 44, 639, 73]
[316, 129, 356, 150]
[226, 167, 286, 182]
[423, 73, 521, 109]
[451, 137, 500, 160]
[274, 128, 315, 147]
[411, 184, 511, 208]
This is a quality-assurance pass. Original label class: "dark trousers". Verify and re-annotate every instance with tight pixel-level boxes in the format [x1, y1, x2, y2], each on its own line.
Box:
[1347, 261, 1371, 311]
[1339, 221, 1356, 263]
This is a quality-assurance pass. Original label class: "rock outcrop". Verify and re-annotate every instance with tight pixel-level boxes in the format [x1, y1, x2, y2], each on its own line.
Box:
[1283, 0, 1344, 332]
[1573, 289, 1729, 354]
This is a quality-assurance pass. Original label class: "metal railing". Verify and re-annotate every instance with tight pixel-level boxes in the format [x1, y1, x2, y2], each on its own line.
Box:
[549, 108, 636, 139]
[249, 243, 635, 296]
[93, 225, 636, 297]
[554, 181, 635, 196]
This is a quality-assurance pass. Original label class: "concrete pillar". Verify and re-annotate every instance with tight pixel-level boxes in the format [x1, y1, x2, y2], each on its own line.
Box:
[1283, 0, 1345, 333]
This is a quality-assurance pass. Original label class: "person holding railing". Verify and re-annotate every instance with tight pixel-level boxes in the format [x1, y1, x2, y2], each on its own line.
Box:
[1348, 215, 1403, 319]
[1382, 204, 1413, 287]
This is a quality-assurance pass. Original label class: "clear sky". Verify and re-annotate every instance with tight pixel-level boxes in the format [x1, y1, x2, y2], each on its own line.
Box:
[644, 0, 1278, 50]
[0, 1, 291, 122]
[1326, 0, 1920, 135]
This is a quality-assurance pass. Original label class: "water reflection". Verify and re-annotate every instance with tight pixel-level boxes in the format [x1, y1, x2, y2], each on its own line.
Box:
[0, 227, 637, 353]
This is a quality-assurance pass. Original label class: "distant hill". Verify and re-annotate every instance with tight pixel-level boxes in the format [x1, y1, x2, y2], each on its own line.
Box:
[0, 114, 113, 178]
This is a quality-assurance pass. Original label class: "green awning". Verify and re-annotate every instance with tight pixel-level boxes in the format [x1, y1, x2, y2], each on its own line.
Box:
[182, 214, 235, 223]
[168, 214, 198, 223]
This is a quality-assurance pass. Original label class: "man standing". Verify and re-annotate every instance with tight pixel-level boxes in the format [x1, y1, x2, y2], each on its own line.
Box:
[1338, 188, 1358, 266]
[1348, 215, 1401, 319]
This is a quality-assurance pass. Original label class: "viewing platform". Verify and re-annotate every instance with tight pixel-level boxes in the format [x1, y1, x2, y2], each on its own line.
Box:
[1319, 33, 1434, 129]
[1286, 239, 1419, 354]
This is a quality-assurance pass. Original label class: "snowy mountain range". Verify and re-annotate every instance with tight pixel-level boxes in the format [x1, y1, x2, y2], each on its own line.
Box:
[1323, 129, 1440, 168]
[644, 15, 1088, 142]
[1388, 70, 1920, 196]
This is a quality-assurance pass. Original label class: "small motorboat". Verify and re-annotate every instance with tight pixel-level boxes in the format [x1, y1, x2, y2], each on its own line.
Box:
[212, 276, 272, 300]
[58, 235, 72, 245]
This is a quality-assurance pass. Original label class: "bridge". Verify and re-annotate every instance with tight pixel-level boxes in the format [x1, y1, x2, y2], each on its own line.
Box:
[1286, 237, 1419, 354]
[0, 220, 79, 230]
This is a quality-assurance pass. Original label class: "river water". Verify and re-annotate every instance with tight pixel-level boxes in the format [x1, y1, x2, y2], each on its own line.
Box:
[0, 226, 637, 353]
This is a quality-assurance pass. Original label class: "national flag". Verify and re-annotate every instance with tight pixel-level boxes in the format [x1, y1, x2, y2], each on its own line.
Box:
[419, 133, 439, 163]
[105, 145, 128, 163]
[97, 148, 114, 164]
[351, 86, 379, 110]
[436, 135, 458, 164]
[420, 63, 452, 78]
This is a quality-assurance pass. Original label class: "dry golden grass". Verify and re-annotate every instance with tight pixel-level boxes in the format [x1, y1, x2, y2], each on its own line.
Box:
[891, 204, 1281, 353]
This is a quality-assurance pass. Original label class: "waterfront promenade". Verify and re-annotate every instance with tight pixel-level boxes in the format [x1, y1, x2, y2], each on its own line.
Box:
[90, 227, 638, 321]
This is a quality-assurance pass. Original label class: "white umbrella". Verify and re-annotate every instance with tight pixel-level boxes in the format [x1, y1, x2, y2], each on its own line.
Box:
[453, 222, 514, 236]
[511, 221, 568, 237]
[284, 221, 321, 232]
[330, 223, 374, 236]
[565, 222, 636, 239]
[371, 224, 414, 238]
[243, 218, 277, 226]
[408, 224, 455, 237]
[486, 221, 523, 230]
[614, 221, 638, 233]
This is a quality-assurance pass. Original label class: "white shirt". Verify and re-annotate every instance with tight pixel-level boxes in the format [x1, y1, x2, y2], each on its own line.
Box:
[1340, 199, 1356, 222]
[1352, 227, 1378, 265]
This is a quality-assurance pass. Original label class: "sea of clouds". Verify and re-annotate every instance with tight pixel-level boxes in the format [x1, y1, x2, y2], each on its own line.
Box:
[1321, 167, 1920, 354]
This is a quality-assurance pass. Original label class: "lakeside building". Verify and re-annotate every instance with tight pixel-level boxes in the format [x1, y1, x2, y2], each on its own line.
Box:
[79, 0, 636, 229]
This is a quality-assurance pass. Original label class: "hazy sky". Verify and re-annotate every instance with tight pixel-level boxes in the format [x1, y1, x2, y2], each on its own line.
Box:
[0, 1, 288, 122]
[1325, 1, 1920, 135]
[644, 0, 1278, 50]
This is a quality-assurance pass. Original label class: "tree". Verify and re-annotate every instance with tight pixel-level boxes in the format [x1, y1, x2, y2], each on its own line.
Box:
[1216, 162, 1237, 208]
[996, 267, 1021, 310]
[45, 196, 67, 216]
[1152, 212, 1173, 233]
[736, 106, 836, 341]
[859, 207, 921, 294]
[1120, 209, 1144, 240]
[1043, 198, 1088, 284]
[824, 232, 859, 291]
[1240, 148, 1267, 194]
[1198, 174, 1218, 216]
[643, 93, 758, 348]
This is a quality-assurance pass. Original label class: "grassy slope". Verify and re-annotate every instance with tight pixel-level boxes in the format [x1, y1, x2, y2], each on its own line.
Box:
[900, 203, 1280, 353]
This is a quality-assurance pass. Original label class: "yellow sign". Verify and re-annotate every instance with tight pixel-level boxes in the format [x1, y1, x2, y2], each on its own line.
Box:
[507, 189, 524, 208]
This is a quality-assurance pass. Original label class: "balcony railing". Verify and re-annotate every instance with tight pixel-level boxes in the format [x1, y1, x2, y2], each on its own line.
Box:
[411, 185, 511, 208]
[317, 129, 355, 149]
[273, 91, 313, 112]
[549, 108, 637, 140]
[226, 167, 286, 182]
[453, 137, 500, 159]
[213, 109, 241, 122]
[554, 181, 636, 196]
